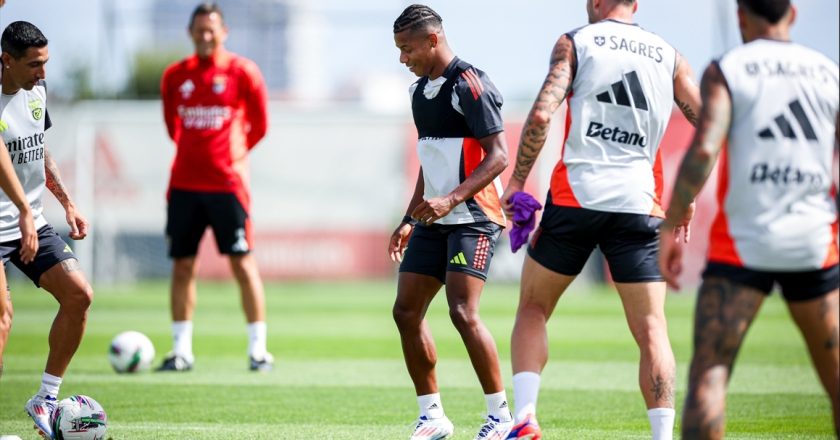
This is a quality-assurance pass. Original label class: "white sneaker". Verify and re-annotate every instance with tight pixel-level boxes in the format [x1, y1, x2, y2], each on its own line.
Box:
[411, 415, 454, 440]
[24, 394, 57, 439]
[475, 415, 514, 440]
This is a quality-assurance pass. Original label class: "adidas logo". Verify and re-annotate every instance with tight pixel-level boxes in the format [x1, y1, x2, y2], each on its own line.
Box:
[500, 401, 508, 409]
[449, 252, 468, 266]
[427, 403, 439, 410]
[596, 70, 648, 111]
[757, 99, 818, 141]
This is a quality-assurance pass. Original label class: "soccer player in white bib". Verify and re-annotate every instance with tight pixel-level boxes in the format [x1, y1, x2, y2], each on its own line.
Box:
[0, 21, 94, 439]
[501, 1, 702, 439]
[659, 0, 839, 437]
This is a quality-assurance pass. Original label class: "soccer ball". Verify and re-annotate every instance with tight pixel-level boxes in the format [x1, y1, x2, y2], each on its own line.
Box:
[108, 330, 155, 373]
[50, 395, 107, 440]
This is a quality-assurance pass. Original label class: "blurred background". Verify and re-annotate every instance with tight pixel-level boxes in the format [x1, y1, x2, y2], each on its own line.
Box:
[0, 0, 837, 286]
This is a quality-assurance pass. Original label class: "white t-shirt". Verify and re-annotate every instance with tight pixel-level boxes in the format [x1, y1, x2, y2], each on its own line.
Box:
[0, 80, 50, 242]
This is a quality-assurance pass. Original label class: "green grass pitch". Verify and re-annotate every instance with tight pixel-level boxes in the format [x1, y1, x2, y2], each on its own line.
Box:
[0, 279, 834, 439]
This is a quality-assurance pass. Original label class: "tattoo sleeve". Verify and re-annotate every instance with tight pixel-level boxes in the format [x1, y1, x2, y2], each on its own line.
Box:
[673, 53, 702, 127]
[44, 149, 74, 209]
[665, 62, 731, 227]
[511, 35, 575, 183]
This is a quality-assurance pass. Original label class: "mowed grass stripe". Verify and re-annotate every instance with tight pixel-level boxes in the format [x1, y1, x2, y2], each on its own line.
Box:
[1, 356, 825, 395]
[0, 280, 834, 439]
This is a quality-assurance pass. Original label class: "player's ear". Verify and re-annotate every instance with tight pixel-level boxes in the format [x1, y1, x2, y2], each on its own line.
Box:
[428, 32, 438, 49]
[786, 4, 797, 27]
[632, 1, 638, 14]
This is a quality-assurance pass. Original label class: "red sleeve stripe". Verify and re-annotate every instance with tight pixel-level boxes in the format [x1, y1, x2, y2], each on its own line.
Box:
[460, 69, 484, 100]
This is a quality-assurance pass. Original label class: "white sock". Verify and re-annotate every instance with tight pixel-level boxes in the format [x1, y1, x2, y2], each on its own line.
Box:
[512, 371, 541, 422]
[648, 408, 675, 440]
[485, 390, 512, 422]
[417, 393, 445, 419]
[172, 320, 193, 361]
[37, 372, 62, 399]
[247, 321, 267, 359]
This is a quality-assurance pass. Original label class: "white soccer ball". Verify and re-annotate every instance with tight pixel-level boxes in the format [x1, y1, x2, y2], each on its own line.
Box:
[108, 330, 155, 373]
[50, 395, 107, 440]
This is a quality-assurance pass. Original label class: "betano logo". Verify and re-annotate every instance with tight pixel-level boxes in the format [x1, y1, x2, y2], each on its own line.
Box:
[757, 99, 818, 141]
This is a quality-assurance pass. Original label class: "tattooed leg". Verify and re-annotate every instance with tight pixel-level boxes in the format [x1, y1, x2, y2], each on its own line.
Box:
[615, 281, 676, 409]
[786, 290, 840, 435]
[682, 277, 764, 440]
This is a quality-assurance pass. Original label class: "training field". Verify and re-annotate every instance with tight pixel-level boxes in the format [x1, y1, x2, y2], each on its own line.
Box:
[0, 279, 834, 439]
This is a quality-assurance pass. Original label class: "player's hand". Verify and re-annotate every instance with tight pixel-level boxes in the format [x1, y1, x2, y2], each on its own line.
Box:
[388, 222, 414, 263]
[500, 178, 525, 218]
[411, 196, 455, 225]
[672, 201, 696, 243]
[659, 227, 683, 291]
[17, 207, 38, 264]
[65, 204, 89, 240]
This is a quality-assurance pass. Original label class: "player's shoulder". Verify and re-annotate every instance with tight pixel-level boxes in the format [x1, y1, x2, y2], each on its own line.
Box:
[32, 80, 47, 99]
[228, 53, 264, 78]
[450, 59, 495, 90]
[162, 56, 194, 78]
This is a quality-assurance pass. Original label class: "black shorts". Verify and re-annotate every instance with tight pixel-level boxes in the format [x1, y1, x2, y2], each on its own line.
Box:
[703, 262, 840, 302]
[527, 204, 663, 283]
[399, 222, 502, 283]
[166, 189, 252, 258]
[0, 224, 78, 287]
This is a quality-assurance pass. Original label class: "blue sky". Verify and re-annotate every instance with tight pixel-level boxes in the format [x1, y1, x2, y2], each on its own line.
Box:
[0, 0, 837, 101]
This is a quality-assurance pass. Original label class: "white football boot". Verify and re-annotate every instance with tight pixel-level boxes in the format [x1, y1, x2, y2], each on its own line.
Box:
[410, 415, 454, 440]
[474, 415, 514, 440]
[24, 394, 57, 439]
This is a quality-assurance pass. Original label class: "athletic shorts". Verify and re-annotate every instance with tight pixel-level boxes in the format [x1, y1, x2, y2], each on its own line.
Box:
[528, 204, 663, 283]
[703, 262, 840, 302]
[399, 222, 502, 283]
[0, 224, 78, 287]
[166, 189, 252, 258]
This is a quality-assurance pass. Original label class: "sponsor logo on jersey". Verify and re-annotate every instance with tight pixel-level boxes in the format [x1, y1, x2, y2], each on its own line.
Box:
[604, 36, 664, 63]
[595, 71, 649, 111]
[212, 74, 227, 94]
[757, 99, 818, 141]
[28, 99, 44, 121]
[0, 120, 7, 133]
[750, 163, 825, 189]
[177, 105, 231, 130]
[585, 121, 647, 147]
[745, 60, 836, 83]
[179, 79, 195, 99]
[594, 35, 606, 46]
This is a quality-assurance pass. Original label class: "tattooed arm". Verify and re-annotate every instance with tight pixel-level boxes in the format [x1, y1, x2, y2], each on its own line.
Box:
[673, 52, 702, 127]
[45, 148, 88, 240]
[500, 34, 576, 211]
[659, 62, 732, 290]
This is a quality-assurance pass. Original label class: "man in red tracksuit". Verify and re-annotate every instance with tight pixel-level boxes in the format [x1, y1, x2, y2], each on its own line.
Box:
[159, 2, 272, 372]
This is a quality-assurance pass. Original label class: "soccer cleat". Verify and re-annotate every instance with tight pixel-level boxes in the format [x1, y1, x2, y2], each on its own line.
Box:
[155, 353, 193, 372]
[24, 394, 57, 440]
[475, 415, 514, 440]
[411, 415, 454, 440]
[504, 414, 541, 440]
[249, 352, 274, 372]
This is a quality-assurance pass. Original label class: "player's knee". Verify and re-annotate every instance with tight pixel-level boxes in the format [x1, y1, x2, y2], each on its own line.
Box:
[628, 315, 668, 349]
[392, 303, 422, 330]
[0, 306, 11, 334]
[448, 304, 479, 331]
[62, 283, 93, 314]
